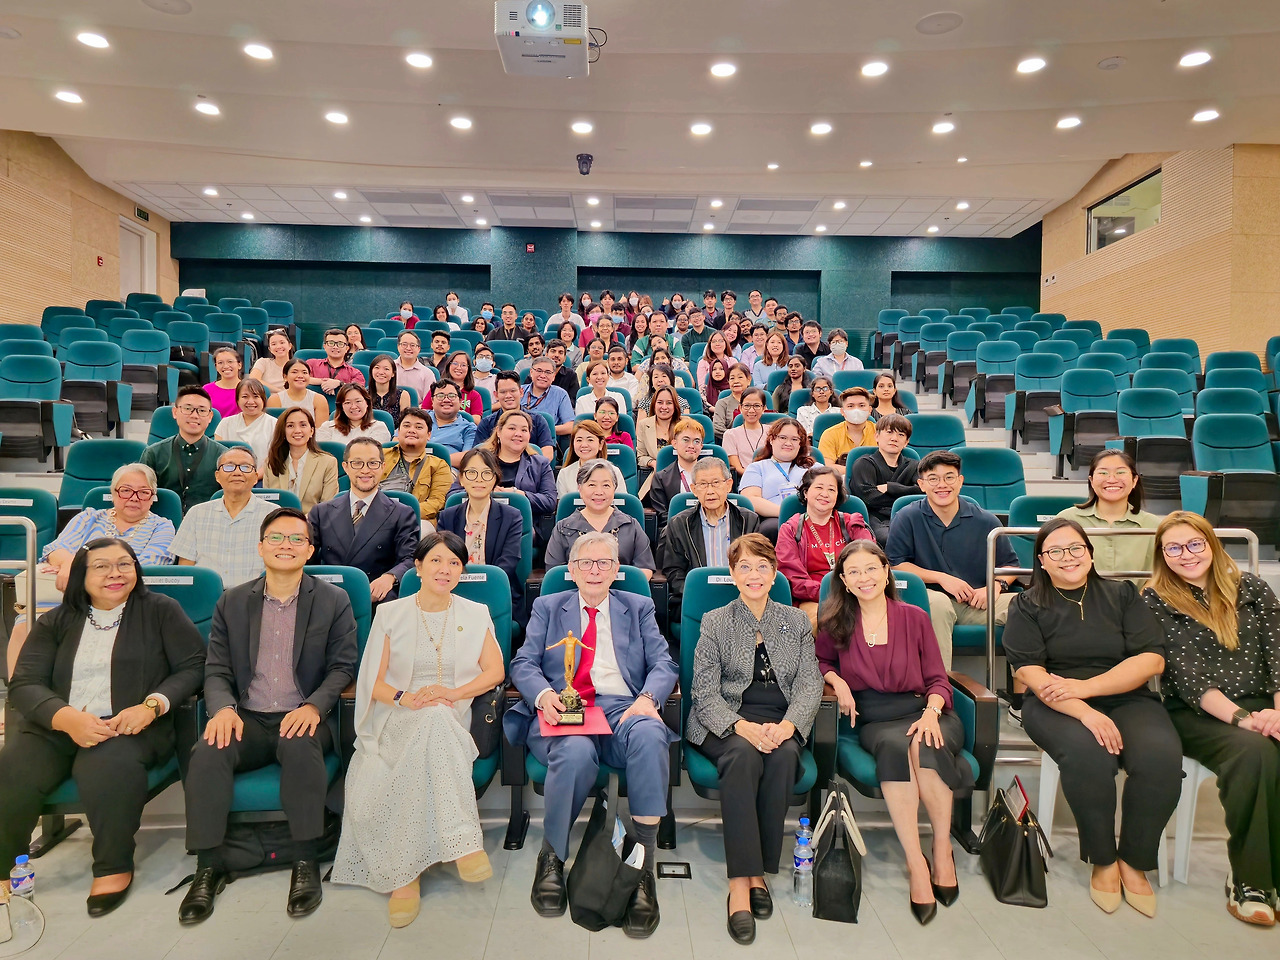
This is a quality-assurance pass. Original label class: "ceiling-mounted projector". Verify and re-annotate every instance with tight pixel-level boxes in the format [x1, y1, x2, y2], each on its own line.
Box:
[495, 1, 589, 78]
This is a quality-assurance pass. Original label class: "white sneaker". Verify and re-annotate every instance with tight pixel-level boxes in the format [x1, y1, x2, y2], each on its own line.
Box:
[1226, 870, 1276, 926]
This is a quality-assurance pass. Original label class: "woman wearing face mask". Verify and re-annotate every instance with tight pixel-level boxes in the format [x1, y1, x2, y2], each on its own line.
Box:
[472, 345, 500, 402]
[398, 301, 420, 329]
[444, 292, 469, 325]
[773, 355, 812, 415]
[578, 292, 594, 317]
[624, 291, 641, 323]
[204, 347, 243, 419]
[423, 351, 483, 416]
[665, 293, 686, 318]
[796, 377, 836, 436]
[813, 329, 864, 378]
[214, 379, 276, 471]
[557, 420, 624, 496]
[870, 373, 911, 421]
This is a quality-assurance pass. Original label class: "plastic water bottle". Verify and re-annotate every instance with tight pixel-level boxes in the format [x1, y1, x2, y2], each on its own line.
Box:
[792, 837, 814, 907]
[10, 855, 34, 899]
[796, 816, 813, 846]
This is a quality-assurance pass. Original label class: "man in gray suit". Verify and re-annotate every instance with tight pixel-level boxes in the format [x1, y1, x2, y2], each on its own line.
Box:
[178, 507, 358, 926]
[504, 532, 677, 938]
[307, 437, 419, 603]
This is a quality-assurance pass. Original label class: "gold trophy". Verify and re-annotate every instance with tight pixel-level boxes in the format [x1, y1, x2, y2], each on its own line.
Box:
[547, 629, 593, 725]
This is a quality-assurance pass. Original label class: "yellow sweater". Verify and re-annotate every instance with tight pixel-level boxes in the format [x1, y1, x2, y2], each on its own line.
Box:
[818, 421, 877, 464]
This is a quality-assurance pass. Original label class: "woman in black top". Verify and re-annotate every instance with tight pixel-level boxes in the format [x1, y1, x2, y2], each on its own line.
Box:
[1144, 511, 1280, 926]
[1003, 517, 1181, 918]
[0, 538, 205, 916]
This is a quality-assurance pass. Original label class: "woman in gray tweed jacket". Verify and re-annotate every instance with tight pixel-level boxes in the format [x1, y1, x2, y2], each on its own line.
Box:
[688, 533, 824, 944]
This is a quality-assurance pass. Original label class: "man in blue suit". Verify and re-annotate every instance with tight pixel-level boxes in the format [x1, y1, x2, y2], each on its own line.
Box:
[307, 438, 419, 603]
[505, 531, 677, 938]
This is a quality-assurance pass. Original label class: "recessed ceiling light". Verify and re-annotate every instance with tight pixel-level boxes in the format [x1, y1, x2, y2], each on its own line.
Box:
[702, 223, 715, 231]
[1180, 51, 1212, 67]
[333, 191, 347, 200]
[450, 116, 472, 130]
[571, 120, 593, 134]
[475, 218, 487, 226]
[195, 101, 220, 116]
[325, 111, 348, 124]
[767, 163, 779, 170]
[359, 215, 372, 223]
[461, 194, 475, 203]
[1193, 108, 1220, 122]
[861, 61, 888, 77]
[76, 32, 109, 49]
[1017, 57, 1046, 73]
[55, 90, 83, 104]
[243, 43, 273, 60]
[710, 199, 723, 208]
[586, 196, 599, 206]
[833, 201, 846, 210]
[927, 225, 940, 233]
[203, 187, 218, 197]
[710, 62, 736, 78]
[590, 220, 602, 228]
[859, 160, 873, 168]
[690, 122, 712, 136]
[933, 121, 955, 134]
[815, 225, 828, 232]
[1056, 116, 1081, 129]
[405, 52, 433, 68]
[810, 122, 833, 135]
[956, 201, 970, 210]
[241, 212, 254, 220]
[957, 156, 968, 163]
[1113, 227, 1127, 235]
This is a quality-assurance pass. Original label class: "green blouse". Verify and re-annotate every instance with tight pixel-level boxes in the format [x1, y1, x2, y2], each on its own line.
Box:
[1055, 504, 1161, 578]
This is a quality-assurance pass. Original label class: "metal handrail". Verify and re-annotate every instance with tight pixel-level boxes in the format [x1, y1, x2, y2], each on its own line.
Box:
[982, 525, 1260, 689]
[0, 516, 38, 677]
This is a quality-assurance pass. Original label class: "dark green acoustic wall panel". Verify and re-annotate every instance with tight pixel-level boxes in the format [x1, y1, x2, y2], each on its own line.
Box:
[890, 271, 1041, 316]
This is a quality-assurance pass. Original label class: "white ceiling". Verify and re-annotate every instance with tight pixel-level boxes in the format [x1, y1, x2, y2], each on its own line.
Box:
[2, 0, 1278, 237]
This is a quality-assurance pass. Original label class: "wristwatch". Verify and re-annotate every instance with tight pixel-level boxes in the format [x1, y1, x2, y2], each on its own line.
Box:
[393, 690, 406, 707]
[144, 696, 163, 718]
[1230, 707, 1251, 726]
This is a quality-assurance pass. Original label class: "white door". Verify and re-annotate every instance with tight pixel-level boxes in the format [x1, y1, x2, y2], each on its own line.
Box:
[119, 223, 144, 299]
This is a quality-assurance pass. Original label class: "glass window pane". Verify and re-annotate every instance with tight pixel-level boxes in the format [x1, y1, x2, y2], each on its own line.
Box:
[1088, 170, 1162, 253]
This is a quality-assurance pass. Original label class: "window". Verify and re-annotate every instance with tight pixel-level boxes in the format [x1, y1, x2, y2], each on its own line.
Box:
[1088, 170, 1161, 253]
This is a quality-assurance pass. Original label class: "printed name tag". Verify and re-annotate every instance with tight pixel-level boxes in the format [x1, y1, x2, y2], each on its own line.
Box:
[458, 573, 485, 582]
[258, 492, 282, 500]
[1036, 514, 1055, 522]
[313, 573, 344, 583]
[144, 576, 193, 585]
[707, 575, 734, 584]
[894, 579, 908, 589]
[0, 498, 33, 506]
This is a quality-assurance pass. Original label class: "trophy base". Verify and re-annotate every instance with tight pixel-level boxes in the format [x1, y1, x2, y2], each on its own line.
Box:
[557, 711, 586, 725]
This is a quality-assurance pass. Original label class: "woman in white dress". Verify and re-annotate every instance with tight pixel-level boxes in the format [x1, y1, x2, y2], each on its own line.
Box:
[248, 328, 294, 393]
[334, 531, 505, 928]
[213, 379, 276, 472]
[315, 383, 392, 445]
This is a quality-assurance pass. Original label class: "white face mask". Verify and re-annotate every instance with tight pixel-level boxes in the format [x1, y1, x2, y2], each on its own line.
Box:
[843, 408, 870, 425]
[446, 300, 458, 311]
[475, 357, 494, 373]
[831, 340, 847, 356]
[629, 296, 638, 307]
[400, 307, 412, 319]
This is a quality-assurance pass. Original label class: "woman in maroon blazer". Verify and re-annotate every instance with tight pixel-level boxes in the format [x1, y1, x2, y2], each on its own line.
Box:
[815, 540, 970, 926]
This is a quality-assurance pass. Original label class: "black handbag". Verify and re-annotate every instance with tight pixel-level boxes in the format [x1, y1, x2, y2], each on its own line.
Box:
[469, 682, 505, 759]
[812, 780, 867, 923]
[566, 777, 644, 931]
[978, 777, 1053, 908]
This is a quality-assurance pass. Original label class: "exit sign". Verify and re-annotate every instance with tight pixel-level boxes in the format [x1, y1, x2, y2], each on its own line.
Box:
[526, 243, 535, 253]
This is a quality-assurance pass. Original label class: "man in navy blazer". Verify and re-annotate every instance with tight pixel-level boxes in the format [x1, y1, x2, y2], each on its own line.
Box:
[505, 531, 676, 937]
[307, 438, 419, 602]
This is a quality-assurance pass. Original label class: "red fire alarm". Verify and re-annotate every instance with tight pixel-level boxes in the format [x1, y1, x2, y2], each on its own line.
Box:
[97, 256, 104, 266]
[526, 243, 535, 253]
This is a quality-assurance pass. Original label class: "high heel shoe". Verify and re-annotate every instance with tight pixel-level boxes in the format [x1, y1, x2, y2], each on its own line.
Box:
[910, 897, 937, 926]
[727, 894, 756, 944]
[1120, 875, 1157, 918]
[1089, 877, 1122, 914]
[924, 855, 959, 907]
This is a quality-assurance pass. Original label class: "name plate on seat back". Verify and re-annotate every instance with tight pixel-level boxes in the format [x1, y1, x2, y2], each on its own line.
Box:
[895, 579, 908, 589]
[312, 573, 344, 583]
[1036, 514, 1055, 522]
[0, 498, 33, 506]
[458, 573, 485, 582]
[144, 575, 193, 585]
[707, 575, 734, 584]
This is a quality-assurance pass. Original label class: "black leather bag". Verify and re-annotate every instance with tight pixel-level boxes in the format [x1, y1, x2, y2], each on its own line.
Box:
[469, 683, 505, 759]
[812, 781, 867, 923]
[566, 779, 643, 931]
[978, 778, 1052, 907]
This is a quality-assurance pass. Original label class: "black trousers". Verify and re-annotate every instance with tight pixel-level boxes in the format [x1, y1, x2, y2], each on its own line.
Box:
[1023, 692, 1182, 869]
[698, 732, 801, 878]
[866, 516, 891, 547]
[184, 708, 332, 852]
[0, 721, 170, 877]
[1170, 697, 1280, 891]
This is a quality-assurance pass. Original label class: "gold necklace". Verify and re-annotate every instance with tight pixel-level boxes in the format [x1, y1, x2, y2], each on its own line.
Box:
[1053, 579, 1088, 620]
[416, 595, 454, 684]
[862, 606, 888, 647]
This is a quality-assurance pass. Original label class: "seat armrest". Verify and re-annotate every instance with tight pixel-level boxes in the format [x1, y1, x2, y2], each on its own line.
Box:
[501, 688, 528, 787]
[339, 682, 355, 700]
[948, 671, 998, 791]
[810, 686, 840, 791]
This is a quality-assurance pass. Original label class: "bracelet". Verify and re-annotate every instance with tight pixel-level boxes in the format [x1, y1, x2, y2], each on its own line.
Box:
[928, 703, 943, 717]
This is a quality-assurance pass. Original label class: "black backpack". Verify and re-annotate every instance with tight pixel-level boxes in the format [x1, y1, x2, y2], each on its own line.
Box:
[168, 811, 342, 894]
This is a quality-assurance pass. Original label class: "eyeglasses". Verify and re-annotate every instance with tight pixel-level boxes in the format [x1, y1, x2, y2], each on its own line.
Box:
[740, 403, 764, 411]
[1093, 469, 1132, 480]
[113, 486, 154, 501]
[324, 339, 348, 347]
[572, 558, 617, 572]
[263, 533, 310, 546]
[218, 463, 256, 474]
[1041, 543, 1088, 562]
[919, 474, 959, 487]
[346, 459, 383, 470]
[692, 479, 729, 490]
[463, 469, 496, 481]
[774, 434, 802, 443]
[88, 560, 134, 575]
[342, 398, 367, 406]
[174, 404, 211, 416]
[1163, 538, 1208, 558]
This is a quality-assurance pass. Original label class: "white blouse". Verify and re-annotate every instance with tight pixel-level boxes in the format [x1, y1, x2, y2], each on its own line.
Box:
[316, 420, 392, 446]
[215, 412, 277, 469]
[68, 606, 123, 717]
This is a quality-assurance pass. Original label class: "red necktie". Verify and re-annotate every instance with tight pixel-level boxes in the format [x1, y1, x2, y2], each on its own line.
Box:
[574, 607, 599, 706]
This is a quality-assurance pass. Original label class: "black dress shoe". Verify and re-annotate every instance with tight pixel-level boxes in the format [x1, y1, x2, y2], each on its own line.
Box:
[286, 860, 323, 918]
[86, 879, 132, 918]
[531, 848, 567, 918]
[179, 867, 227, 925]
[749, 884, 773, 919]
[926, 855, 960, 907]
[727, 894, 756, 945]
[911, 898, 938, 926]
[622, 869, 660, 939]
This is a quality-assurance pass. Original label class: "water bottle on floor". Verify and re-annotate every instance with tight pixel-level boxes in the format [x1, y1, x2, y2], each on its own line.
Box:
[10, 856, 34, 899]
[792, 837, 813, 907]
[795, 816, 813, 846]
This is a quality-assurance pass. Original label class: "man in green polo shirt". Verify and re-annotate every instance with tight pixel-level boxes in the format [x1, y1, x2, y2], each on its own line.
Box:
[141, 385, 227, 514]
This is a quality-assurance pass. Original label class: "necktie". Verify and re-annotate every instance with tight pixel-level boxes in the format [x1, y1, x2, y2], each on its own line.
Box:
[352, 501, 366, 526]
[575, 607, 599, 706]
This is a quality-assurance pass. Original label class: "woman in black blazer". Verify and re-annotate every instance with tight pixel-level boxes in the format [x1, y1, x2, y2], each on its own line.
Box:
[0, 537, 205, 917]
[437, 447, 525, 620]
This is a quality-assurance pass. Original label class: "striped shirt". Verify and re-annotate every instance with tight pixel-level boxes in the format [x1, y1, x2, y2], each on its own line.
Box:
[42, 508, 175, 566]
